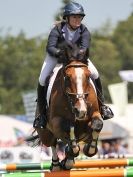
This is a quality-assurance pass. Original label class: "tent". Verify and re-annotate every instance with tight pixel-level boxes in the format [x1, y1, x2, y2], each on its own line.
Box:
[100, 120, 129, 140]
[0, 115, 32, 147]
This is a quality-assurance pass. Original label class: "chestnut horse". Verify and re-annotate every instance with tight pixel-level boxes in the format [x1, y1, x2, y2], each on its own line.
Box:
[29, 42, 103, 171]
[34, 44, 103, 171]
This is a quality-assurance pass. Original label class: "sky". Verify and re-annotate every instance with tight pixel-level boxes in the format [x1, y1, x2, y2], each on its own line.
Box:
[0, 0, 133, 38]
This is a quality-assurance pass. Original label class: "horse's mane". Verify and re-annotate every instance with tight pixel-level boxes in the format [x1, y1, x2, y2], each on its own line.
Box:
[58, 41, 87, 65]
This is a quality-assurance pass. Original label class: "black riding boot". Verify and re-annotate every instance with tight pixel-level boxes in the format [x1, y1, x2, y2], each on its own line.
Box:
[94, 78, 114, 120]
[33, 83, 47, 129]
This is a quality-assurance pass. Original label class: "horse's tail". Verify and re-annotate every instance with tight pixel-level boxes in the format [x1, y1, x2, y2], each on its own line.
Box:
[25, 134, 39, 142]
[25, 129, 41, 147]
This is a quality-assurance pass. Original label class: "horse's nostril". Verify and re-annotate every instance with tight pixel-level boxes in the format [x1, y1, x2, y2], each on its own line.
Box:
[74, 107, 87, 120]
[80, 111, 86, 118]
[74, 108, 79, 117]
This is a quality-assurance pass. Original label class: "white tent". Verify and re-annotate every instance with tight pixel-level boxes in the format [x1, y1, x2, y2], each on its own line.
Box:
[0, 115, 32, 146]
[100, 120, 129, 140]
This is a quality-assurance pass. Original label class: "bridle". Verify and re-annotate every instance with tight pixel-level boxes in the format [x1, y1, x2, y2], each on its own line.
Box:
[64, 63, 89, 116]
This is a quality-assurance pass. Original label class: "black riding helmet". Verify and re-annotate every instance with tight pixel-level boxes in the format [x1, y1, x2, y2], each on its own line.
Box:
[63, 2, 85, 19]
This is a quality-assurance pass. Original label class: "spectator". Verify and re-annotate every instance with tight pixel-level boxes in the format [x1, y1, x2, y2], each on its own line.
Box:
[98, 141, 112, 155]
[113, 139, 128, 155]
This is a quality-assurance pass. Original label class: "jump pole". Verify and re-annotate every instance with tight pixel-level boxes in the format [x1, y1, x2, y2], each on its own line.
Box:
[1, 159, 133, 171]
[74, 158, 133, 168]
[0, 163, 50, 171]
[2, 168, 133, 177]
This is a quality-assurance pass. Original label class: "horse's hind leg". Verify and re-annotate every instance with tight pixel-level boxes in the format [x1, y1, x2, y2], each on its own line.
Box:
[51, 144, 61, 171]
[83, 117, 103, 157]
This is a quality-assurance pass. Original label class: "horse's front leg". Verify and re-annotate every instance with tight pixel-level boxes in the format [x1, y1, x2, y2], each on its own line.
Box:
[69, 126, 80, 156]
[83, 116, 103, 157]
[61, 126, 80, 170]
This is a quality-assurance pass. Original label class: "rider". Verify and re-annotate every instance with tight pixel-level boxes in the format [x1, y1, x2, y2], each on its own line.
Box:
[33, 2, 114, 129]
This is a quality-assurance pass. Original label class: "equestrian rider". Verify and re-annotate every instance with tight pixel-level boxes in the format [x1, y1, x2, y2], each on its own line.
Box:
[33, 2, 114, 129]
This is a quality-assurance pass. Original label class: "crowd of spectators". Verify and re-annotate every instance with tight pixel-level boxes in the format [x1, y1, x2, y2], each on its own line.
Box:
[40, 138, 130, 160]
[98, 139, 129, 157]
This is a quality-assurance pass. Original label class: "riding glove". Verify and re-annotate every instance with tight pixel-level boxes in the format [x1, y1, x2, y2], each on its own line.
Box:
[55, 49, 65, 57]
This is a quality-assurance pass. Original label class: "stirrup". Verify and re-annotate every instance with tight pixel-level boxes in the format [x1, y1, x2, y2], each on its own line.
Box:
[33, 114, 47, 129]
[101, 105, 114, 120]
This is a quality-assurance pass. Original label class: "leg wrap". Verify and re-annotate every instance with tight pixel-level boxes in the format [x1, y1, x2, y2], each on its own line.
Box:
[91, 118, 103, 132]
[65, 145, 79, 158]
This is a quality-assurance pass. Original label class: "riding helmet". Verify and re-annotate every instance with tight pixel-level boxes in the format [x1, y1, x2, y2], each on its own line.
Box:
[63, 2, 85, 19]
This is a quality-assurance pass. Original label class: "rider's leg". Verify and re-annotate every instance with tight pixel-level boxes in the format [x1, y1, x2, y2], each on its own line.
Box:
[94, 77, 114, 120]
[33, 53, 58, 128]
[87, 59, 114, 120]
[33, 83, 48, 129]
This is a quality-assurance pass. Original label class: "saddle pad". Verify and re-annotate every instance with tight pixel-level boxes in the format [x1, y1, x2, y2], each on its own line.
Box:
[47, 64, 63, 106]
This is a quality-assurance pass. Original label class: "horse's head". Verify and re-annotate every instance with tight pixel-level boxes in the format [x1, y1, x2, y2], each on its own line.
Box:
[64, 60, 91, 121]
[58, 41, 87, 65]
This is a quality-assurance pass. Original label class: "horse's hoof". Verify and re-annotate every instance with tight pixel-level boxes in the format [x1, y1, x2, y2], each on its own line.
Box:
[83, 144, 98, 157]
[50, 158, 61, 171]
[60, 157, 74, 170]
[60, 158, 70, 170]
[50, 162, 61, 171]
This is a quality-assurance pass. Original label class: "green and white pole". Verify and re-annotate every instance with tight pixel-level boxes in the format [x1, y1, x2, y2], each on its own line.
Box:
[2, 168, 133, 177]
[1, 158, 133, 171]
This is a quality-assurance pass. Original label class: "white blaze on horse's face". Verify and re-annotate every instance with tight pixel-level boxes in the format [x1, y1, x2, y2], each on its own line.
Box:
[74, 67, 87, 119]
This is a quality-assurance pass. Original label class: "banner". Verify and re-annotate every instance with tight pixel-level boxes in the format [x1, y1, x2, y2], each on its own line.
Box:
[119, 70, 133, 82]
[108, 82, 128, 116]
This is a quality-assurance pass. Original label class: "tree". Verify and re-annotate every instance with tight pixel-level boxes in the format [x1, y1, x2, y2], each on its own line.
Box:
[112, 14, 133, 102]
[90, 34, 122, 102]
[112, 14, 133, 70]
[0, 32, 47, 114]
[54, 0, 71, 21]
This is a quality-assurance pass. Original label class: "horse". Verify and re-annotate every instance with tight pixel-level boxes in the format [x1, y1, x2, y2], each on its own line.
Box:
[33, 43, 103, 171]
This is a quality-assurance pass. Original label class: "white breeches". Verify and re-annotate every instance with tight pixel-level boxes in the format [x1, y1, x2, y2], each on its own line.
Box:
[88, 58, 99, 80]
[39, 54, 58, 86]
[39, 53, 99, 86]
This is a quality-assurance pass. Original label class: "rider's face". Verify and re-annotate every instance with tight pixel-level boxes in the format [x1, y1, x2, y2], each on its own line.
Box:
[68, 15, 83, 30]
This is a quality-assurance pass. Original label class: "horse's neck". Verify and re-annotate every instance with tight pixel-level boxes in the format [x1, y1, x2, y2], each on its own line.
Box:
[47, 64, 63, 106]
[48, 68, 73, 118]
[53, 68, 66, 93]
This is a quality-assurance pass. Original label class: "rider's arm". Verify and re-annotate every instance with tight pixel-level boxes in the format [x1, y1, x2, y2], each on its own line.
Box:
[46, 26, 61, 57]
[78, 26, 91, 60]
[80, 27, 91, 51]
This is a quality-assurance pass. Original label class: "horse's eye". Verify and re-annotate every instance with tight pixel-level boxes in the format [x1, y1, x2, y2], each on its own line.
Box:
[85, 93, 89, 98]
[65, 76, 70, 86]
[65, 76, 70, 81]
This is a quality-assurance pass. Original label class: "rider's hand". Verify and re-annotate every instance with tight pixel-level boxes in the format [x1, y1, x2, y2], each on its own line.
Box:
[56, 49, 65, 57]
[77, 49, 86, 60]
[55, 49, 66, 63]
